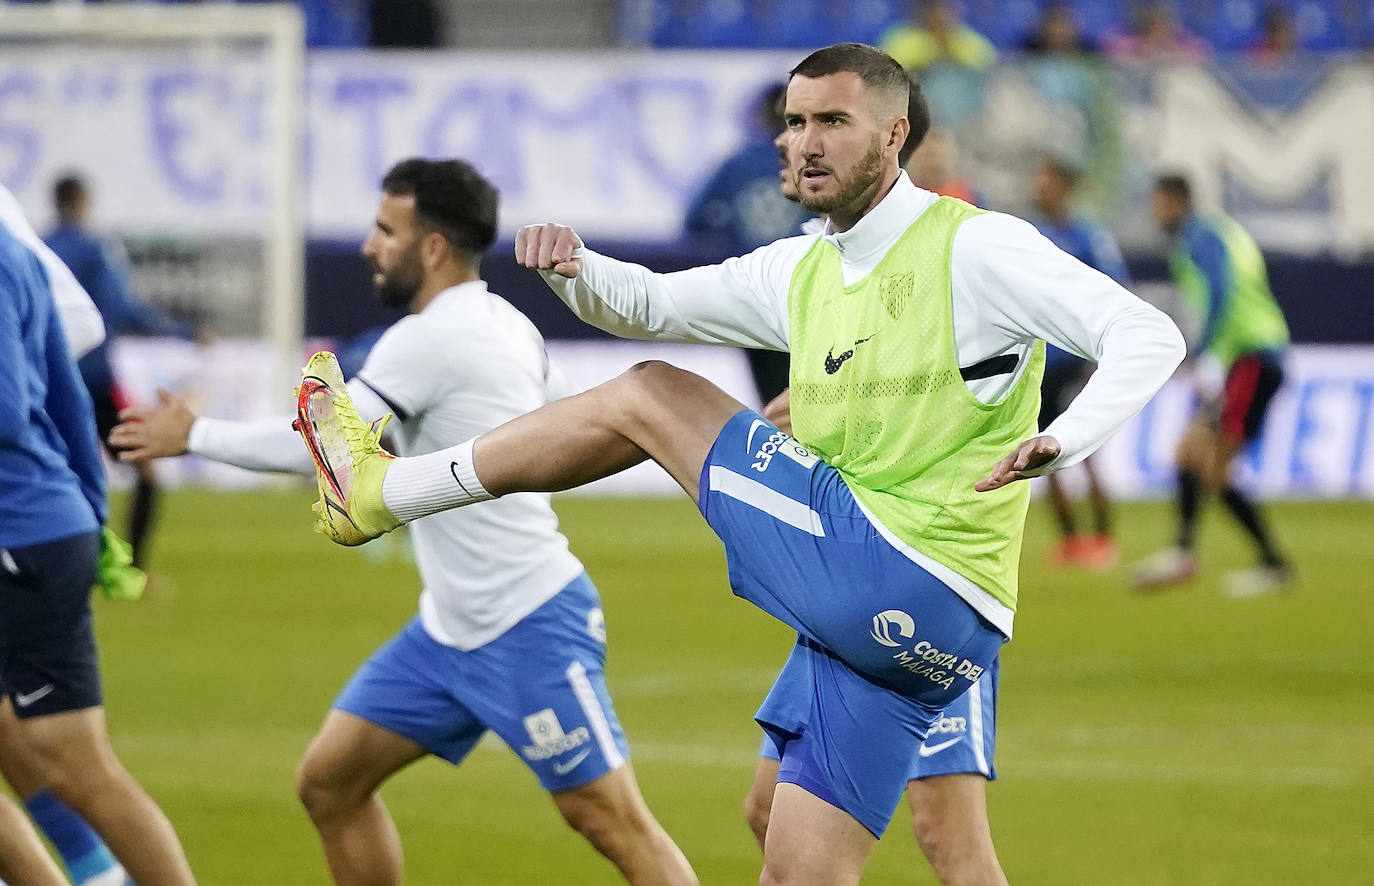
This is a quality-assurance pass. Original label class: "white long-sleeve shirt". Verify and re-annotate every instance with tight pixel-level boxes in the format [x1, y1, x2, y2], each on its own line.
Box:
[542, 173, 1184, 475]
[0, 185, 104, 359]
[537, 174, 1185, 635]
[188, 282, 585, 650]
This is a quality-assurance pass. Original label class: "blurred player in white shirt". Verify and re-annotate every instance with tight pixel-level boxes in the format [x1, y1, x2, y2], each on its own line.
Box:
[111, 159, 696, 886]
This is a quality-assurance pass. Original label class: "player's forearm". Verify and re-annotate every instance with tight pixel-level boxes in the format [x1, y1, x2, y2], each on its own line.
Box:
[1037, 303, 1186, 472]
[187, 378, 393, 474]
[541, 248, 786, 349]
[538, 248, 666, 341]
[187, 416, 315, 474]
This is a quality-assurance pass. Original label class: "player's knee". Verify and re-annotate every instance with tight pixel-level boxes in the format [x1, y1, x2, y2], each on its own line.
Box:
[557, 787, 641, 857]
[42, 752, 127, 809]
[600, 361, 689, 432]
[618, 360, 693, 404]
[759, 858, 821, 886]
[911, 805, 951, 868]
[913, 813, 997, 885]
[295, 755, 360, 823]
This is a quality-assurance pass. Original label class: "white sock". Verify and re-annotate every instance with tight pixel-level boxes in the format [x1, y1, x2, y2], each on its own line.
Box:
[382, 438, 493, 523]
[79, 867, 130, 886]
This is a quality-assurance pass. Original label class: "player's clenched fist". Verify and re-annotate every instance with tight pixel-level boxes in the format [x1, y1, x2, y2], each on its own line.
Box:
[515, 223, 583, 278]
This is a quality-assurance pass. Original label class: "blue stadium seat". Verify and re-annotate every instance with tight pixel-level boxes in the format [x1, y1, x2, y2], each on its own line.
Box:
[1206, 0, 1262, 52]
[768, 0, 831, 48]
[1073, 0, 1127, 44]
[1290, 0, 1345, 49]
[965, 0, 1048, 49]
[682, 0, 763, 48]
[645, 0, 694, 48]
[625, 0, 1368, 51]
[837, 0, 906, 46]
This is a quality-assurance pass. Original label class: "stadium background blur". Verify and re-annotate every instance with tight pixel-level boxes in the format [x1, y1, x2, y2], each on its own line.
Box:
[2, 0, 1372, 882]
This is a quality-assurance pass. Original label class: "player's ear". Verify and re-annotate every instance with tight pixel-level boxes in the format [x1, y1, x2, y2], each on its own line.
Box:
[888, 116, 909, 154]
[421, 230, 449, 270]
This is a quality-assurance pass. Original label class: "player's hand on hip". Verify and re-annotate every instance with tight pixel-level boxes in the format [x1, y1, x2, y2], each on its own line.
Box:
[975, 435, 1061, 492]
[515, 223, 583, 278]
[108, 388, 196, 462]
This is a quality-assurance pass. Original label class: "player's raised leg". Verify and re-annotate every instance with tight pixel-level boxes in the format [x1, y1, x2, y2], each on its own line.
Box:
[551, 765, 696, 886]
[297, 354, 745, 544]
[472, 359, 741, 501]
[295, 711, 429, 886]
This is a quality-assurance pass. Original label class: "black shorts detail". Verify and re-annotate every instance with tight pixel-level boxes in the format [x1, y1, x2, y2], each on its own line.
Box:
[1038, 359, 1090, 431]
[0, 531, 103, 719]
[90, 383, 123, 459]
[1219, 352, 1284, 443]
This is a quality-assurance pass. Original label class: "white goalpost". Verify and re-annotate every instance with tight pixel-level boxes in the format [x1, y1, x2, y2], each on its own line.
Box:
[0, 2, 306, 395]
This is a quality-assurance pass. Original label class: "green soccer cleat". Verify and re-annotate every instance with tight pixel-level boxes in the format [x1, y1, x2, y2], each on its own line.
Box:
[293, 351, 401, 546]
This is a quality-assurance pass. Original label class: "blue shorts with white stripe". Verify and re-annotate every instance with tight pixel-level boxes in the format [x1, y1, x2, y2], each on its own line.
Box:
[699, 409, 1005, 836]
[333, 572, 628, 793]
[760, 655, 999, 782]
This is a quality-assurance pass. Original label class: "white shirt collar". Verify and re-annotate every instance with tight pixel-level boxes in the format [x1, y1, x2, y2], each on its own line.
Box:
[421, 279, 489, 312]
[822, 171, 940, 265]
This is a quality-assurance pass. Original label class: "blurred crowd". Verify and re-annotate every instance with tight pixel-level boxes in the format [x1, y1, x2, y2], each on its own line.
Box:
[0, 0, 441, 48]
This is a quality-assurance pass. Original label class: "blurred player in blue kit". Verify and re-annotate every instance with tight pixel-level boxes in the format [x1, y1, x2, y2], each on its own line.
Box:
[45, 175, 200, 574]
[0, 186, 197, 886]
[1026, 156, 1129, 570]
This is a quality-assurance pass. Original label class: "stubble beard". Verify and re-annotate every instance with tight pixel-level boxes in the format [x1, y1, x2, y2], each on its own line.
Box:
[796, 138, 885, 217]
[375, 247, 423, 309]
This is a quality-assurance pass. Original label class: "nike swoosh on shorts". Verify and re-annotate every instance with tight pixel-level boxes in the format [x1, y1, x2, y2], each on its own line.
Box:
[552, 748, 592, 776]
[918, 737, 961, 758]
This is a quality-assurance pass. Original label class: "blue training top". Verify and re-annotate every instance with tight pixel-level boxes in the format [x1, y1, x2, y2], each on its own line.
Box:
[0, 222, 105, 549]
[684, 139, 814, 258]
[1030, 212, 1130, 370]
[45, 224, 188, 392]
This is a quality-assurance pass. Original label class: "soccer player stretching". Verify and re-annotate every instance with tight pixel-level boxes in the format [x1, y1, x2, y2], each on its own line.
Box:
[295, 45, 1184, 884]
[112, 159, 695, 886]
[744, 87, 1008, 886]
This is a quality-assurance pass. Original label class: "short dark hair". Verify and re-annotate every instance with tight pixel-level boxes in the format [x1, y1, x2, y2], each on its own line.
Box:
[380, 158, 498, 257]
[1154, 173, 1192, 204]
[759, 82, 789, 135]
[789, 42, 912, 119]
[53, 174, 86, 212]
[898, 75, 931, 166]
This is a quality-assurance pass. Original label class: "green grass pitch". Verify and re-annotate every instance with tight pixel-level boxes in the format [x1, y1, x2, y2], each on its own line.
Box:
[70, 489, 1374, 884]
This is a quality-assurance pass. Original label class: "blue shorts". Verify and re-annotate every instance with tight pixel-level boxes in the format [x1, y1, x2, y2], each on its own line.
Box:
[699, 410, 1005, 836]
[761, 654, 999, 782]
[0, 531, 103, 719]
[334, 573, 629, 793]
